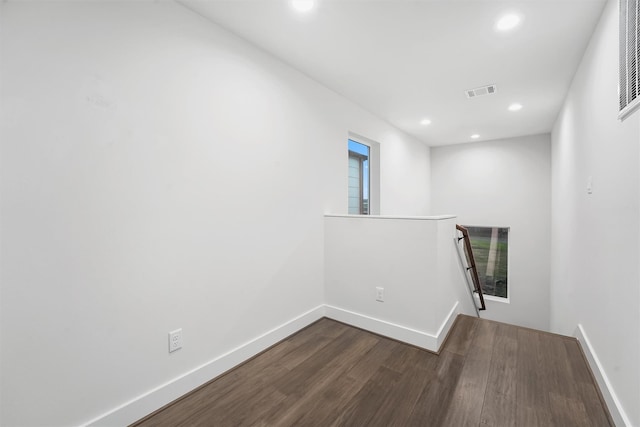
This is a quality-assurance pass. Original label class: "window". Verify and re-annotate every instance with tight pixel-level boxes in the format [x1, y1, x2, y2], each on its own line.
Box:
[619, 0, 640, 120]
[464, 226, 509, 299]
[348, 139, 370, 215]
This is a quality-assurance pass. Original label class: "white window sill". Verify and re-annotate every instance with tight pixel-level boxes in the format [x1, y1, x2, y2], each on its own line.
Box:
[475, 294, 510, 304]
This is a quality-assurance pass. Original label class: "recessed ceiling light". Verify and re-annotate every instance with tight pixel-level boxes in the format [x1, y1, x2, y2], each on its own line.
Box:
[496, 13, 521, 31]
[420, 118, 432, 126]
[471, 134, 480, 139]
[291, 0, 316, 13]
[508, 103, 523, 112]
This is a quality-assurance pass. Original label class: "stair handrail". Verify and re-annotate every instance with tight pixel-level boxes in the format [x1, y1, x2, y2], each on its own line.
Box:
[456, 224, 486, 311]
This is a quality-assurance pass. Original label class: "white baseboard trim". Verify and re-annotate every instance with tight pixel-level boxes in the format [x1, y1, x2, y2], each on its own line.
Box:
[324, 301, 459, 353]
[83, 305, 326, 427]
[84, 303, 461, 426]
[575, 324, 631, 427]
[435, 301, 460, 350]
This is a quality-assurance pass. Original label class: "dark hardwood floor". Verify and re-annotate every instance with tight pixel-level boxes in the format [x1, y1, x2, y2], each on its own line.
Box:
[132, 315, 613, 426]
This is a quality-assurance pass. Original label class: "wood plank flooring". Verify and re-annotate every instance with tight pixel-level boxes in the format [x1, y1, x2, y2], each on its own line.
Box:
[132, 315, 612, 427]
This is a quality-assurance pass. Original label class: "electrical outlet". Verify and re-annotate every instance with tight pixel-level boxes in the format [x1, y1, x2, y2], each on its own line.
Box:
[376, 287, 384, 302]
[169, 329, 183, 353]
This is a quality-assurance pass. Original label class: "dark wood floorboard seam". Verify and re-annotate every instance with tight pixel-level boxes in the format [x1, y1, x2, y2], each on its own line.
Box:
[130, 317, 328, 426]
[462, 314, 578, 342]
[132, 315, 613, 427]
[574, 336, 616, 426]
[322, 317, 442, 355]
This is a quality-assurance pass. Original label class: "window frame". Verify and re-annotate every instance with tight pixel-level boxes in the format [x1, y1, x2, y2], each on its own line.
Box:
[347, 134, 380, 215]
[348, 148, 369, 214]
[462, 225, 511, 302]
[619, 0, 640, 120]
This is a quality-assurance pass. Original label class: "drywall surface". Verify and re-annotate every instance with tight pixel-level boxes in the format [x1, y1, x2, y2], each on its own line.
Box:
[324, 215, 476, 348]
[430, 134, 552, 331]
[551, 0, 639, 425]
[379, 132, 431, 215]
[0, 2, 430, 425]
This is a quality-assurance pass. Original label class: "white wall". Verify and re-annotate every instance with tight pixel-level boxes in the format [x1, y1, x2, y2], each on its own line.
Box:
[380, 132, 431, 215]
[0, 2, 431, 425]
[324, 215, 476, 351]
[430, 134, 552, 331]
[551, 0, 639, 425]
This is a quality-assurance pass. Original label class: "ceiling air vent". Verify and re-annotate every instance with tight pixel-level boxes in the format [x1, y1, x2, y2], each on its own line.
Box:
[465, 84, 497, 99]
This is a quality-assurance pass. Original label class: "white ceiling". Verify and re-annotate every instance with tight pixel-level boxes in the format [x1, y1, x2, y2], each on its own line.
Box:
[180, 0, 606, 146]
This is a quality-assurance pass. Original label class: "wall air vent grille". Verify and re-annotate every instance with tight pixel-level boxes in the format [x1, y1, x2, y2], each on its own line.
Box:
[620, 0, 640, 120]
[465, 84, 497, 99]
